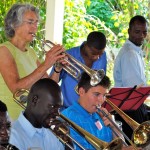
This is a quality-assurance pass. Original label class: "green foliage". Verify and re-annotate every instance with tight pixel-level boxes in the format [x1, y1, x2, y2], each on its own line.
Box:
[63, 0, 100, 49]
[0, 0, 46, 60]
[63, 0, 150, 86]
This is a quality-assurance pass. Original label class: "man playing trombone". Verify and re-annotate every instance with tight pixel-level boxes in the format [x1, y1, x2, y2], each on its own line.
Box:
[9, 78, 72, 150]
[62, 72, 141, 150]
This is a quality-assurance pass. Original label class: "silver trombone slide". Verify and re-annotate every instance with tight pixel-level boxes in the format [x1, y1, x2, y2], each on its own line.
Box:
[96, 105, 137, 148]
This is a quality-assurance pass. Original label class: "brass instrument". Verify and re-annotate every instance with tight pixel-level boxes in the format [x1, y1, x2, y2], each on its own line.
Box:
[75, 86, 150, 149]
[96, 105, 129, 146]
[13, 89, 123, 150]
[32, 34, 105, 86]
[13, 88, 28, 109]
[105, 97, 150, 148]
[60, 114, 122, 150]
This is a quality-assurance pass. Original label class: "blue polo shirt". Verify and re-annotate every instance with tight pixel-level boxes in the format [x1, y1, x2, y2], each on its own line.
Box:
[62, 102, 113, 150]
[50, 42, 107, 108]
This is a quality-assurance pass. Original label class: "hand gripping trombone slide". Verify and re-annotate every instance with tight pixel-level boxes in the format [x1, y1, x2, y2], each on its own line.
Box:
[32, 34, 105, 86]
[13, 89, 123, 150]
[96, 104, 132, 147]
[97, 97, 150, 149]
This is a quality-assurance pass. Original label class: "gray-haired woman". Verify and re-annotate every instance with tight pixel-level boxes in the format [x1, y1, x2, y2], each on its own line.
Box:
[0, 3, 65, 120]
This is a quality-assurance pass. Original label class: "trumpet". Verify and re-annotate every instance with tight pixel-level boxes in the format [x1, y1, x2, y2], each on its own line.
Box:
[13, 89, 123, 150]
[32, 34, 105, 86]
[104, 97, 150, 148]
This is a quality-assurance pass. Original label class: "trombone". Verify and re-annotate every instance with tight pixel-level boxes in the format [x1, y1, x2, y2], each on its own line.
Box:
[32, 34, 105, 86]
[13, 89, 123, 150]
[103, 97, 150, 148]
[75, 86, 150, 149]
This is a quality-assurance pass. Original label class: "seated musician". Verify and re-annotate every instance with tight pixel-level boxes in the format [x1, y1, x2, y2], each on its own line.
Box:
[0, 100, 18, 150]
[62, 72, 141, 150]
[9, 78, 72, 150]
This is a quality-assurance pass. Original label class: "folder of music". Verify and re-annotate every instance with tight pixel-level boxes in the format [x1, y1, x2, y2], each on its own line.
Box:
[102, 86, 150, 112]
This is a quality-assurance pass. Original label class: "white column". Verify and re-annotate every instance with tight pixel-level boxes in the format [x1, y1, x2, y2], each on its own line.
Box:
[45, 0, 64, 44]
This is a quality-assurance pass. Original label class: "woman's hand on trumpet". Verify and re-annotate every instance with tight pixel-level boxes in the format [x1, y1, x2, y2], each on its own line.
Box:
[54, 54, 69, 73]
[50, 51, 70, 82]
[43, 44, 66, 70]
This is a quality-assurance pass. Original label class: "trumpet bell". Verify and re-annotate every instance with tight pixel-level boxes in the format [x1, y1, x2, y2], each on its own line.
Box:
[90, 69, 105, 86]
[133, 121, 150, 147]
[33, 34, 105, 86]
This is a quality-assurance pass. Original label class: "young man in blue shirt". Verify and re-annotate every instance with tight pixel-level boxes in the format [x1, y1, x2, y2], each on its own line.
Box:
[62, 72, 136, 150]
[50, 31, 107, 109]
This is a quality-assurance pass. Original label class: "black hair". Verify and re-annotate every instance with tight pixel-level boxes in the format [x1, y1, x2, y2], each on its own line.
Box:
[129, 15, 147, 29]
[27, 78, 62, 104]
[0, 100, 7, 112]
[86, 31, 106, 50]
[77, 72, 111, 93]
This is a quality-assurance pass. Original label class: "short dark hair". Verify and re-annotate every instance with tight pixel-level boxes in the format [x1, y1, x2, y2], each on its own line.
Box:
[86, 31, 106, 50]
[77, 72, 111, 92]
[129, 15, 147, 29]
[27, 78, 62, 104]
[0, 100, 7, 112]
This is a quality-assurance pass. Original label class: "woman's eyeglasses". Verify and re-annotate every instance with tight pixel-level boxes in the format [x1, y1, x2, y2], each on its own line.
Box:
[23, 20, 39, 26]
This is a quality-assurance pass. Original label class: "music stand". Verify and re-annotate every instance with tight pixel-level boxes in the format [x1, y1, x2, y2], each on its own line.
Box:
[102, 85, 150, 112]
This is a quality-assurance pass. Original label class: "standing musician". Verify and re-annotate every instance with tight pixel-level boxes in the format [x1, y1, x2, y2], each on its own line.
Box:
[50, 31, 107, 110]
[9, 78, 72, 150]
[113, 15, 149, 143]
[62, 72, 139, 150]
[0, 3, 65, 120]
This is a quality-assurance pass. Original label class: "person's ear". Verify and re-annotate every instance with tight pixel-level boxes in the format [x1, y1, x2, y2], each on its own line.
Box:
[78, 87, 85, 96]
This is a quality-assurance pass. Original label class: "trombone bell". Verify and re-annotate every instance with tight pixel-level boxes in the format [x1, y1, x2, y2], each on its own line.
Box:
[105, 98, 150, 148]
[133, 121, 150, 147]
